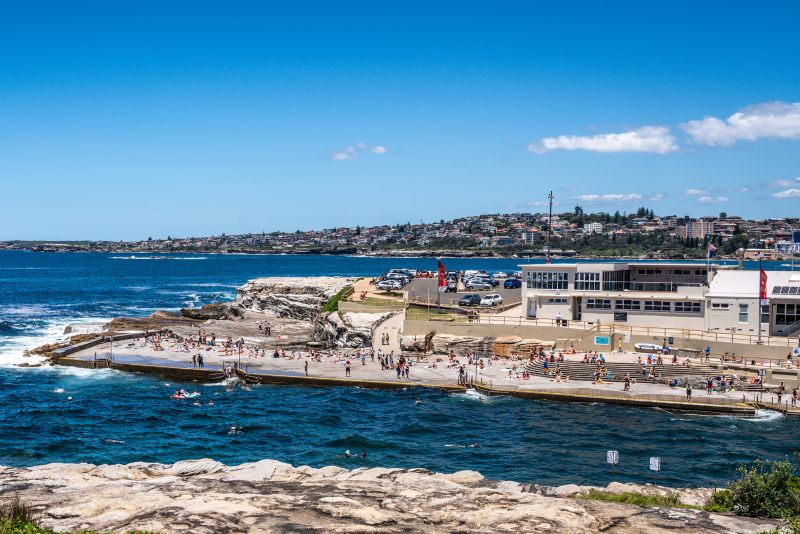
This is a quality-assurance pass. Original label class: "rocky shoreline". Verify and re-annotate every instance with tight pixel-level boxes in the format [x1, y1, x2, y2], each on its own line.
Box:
[28, 276, 397, 361]
[0, 459, 775, 533]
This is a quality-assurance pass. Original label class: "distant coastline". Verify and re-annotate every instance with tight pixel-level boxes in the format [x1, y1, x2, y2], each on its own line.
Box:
[0, 244, 750, 261]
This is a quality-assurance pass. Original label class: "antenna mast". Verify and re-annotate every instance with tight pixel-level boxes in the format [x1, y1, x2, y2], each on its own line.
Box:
[546, 191, 554, 263]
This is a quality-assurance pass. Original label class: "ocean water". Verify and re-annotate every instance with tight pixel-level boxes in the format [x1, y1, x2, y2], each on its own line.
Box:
[0, 250, 797, 487]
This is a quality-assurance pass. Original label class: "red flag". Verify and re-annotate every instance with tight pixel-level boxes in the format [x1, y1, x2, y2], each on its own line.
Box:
[437, 260, 447, 292]
[759, 267, 767, 300]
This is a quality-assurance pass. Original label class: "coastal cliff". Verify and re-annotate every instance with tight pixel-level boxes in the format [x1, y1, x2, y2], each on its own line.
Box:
[0, 459, 775, 533]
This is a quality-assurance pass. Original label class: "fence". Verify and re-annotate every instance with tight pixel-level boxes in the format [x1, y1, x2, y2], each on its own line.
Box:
[470, 316, 800, 348]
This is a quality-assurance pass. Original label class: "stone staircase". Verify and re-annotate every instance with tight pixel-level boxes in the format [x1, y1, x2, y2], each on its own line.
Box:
[523, 359, 719, 384]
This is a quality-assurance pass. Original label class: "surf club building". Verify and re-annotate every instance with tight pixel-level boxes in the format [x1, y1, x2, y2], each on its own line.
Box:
[520, 262, 800, 338]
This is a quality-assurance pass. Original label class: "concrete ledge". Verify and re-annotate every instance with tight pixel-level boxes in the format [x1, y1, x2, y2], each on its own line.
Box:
[55, 357, 757, 415]
[473, 384, 755, 415]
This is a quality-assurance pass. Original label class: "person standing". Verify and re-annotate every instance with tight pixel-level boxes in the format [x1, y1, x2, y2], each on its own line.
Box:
[792, 387, 798, 408]
[304, 360, 308, 377]
[686, 381, 692, 401]
[345, 359, 351, 377]
[776, 382, 785, 405]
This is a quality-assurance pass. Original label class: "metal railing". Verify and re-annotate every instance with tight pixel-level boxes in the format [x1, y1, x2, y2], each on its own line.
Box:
[465, 316, 800, 348]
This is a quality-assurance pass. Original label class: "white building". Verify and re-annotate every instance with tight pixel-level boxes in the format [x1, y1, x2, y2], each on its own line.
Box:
[583, 222, 603, 235]
[519, 262, 800, 337]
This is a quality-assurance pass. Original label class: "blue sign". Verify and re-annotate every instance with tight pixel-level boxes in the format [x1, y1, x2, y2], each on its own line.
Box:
[794, 229, 800, 244]
[594, 336, 610, 345]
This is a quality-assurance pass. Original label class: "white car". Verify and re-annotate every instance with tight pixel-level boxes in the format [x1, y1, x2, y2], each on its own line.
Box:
[479, 294, 503, 306]
[492, 272, 508, 279]
[376, 280, 402, 291]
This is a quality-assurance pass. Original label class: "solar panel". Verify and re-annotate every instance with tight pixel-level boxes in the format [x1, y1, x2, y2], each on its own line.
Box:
[772, 286, 800, 295]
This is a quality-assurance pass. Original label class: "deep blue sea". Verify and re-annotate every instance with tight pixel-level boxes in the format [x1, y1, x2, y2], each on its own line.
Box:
[1, 250, 798, 487]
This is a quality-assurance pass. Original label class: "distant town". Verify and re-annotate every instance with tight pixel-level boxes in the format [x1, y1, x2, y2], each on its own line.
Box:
[3, 207, 800, 259]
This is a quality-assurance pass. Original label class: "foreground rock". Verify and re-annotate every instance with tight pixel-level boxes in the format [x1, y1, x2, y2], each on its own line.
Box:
[0, 459, 775, 533]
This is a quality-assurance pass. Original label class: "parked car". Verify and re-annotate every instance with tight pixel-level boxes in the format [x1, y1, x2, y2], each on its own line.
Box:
[503, 278, 522, 289]
[376, 280, 402, 291]
[459, 293, 482, 306]
[464, 279, 492, 290]
[492, 272, 508, 279]
[480, 294, 503, 307]
[512, 271, 523, 279]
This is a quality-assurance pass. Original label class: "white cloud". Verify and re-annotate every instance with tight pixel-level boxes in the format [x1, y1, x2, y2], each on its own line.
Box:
[681, 101, 800, 146]
[697, 195, 729, 204]
[729, 186, 749, 192]
[574, 193, 642, 202]
[773, 188, 800, 198]
[771, 177, 800, 188]
[685, 188, 708, 196]
[330, 142, 387, 161]
[529, 126, 677, 154]
[648, 193, 664, 202]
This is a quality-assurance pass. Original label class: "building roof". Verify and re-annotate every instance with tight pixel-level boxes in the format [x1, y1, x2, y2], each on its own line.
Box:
[707, 270, 800, 299]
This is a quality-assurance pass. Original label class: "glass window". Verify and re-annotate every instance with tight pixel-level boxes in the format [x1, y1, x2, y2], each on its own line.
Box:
[586, 298, 611, 310]
[644, 301, 671, 311]
[675, 301, 701, 313]
[526, 271, 569, 290]
[775, 304, 799, 325]
[711, 302, 729, 310]
[615, 300, 640, 310]
[547, 298, 568, 304]
[761, 304, 769, 325]
[738, 303, 748, 323]
[574, 272, 600, 291]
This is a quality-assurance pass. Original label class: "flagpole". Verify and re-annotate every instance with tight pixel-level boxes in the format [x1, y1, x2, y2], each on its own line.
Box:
[757, 256, 763, 345]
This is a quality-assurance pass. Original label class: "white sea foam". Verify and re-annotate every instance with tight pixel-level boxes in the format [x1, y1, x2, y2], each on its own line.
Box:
[109, 256, 207, 261]
[0, 316, 111, 368]
[750, 409, 785, 422]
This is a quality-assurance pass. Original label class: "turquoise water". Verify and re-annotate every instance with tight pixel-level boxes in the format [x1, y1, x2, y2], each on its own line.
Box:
[0, 250, 797, 487]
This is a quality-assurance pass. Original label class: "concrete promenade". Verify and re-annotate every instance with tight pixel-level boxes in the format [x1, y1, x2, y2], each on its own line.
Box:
[59, 335, 768, 415]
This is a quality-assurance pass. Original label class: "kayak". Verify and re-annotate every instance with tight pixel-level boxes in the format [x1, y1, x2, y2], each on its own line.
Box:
[171, 392, 201, 399]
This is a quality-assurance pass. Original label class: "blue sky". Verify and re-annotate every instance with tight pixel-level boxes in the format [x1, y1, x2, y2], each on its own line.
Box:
[1, 1, 799, 240]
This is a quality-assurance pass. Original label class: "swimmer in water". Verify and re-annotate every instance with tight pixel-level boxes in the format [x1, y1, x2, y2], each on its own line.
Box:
[343, 449, 351, 458]
[415, 398, 422, 404]
[469, 442, 478, 448]
[208, 401, 214, 406]
[67, 396, 73, 401]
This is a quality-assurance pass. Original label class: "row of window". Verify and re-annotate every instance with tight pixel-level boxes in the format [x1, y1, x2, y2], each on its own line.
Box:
[527, 269, 706, 291]
[526, 271, 569, 290]
[584, 299, 702, 313]
[636, 268, 707, 276]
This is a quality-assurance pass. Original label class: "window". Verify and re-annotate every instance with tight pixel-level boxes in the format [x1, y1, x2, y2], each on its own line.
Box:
[776, 304, 800, 326]
[586, 298, 611, 310]
[695, 269, 707, 276]
[738, 304, 748, 323]
[574, 272, 600, 291]
[644, 301, 671, 311]
[526, 271, 568, 290]
[640, 268, 662, 275]
[674, 269, 691, 276]
[711, 302, 729, 310]
[675, 301, 701, 313]
[615, 300, 640, 310]
[761, 304, 769, 325]
[547, 298, 568, 304]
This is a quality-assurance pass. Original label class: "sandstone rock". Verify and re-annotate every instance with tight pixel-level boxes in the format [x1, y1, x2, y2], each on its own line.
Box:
[401, 333, 553, 356]
[235, 277, 354, 320]
[0, 459, 777, 533]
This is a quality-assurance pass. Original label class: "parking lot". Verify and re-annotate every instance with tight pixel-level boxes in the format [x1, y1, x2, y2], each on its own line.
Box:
[403, 277, 522, 308]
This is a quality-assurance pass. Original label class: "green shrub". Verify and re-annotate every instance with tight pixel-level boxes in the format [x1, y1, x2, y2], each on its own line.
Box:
[0, 496, 35, 524]
[322, 286, 352, 313]
[580, 489, 697, 509]
[723, 460, 800, 518]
